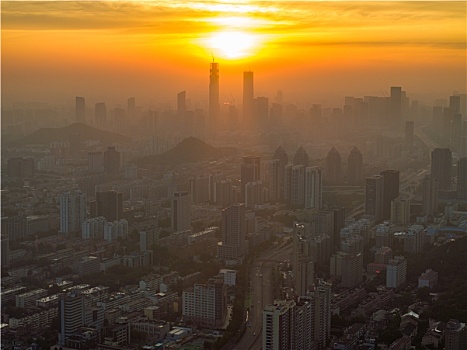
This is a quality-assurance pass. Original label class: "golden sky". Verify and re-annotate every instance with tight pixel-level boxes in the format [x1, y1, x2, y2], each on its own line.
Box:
[2, 1, 466, 107]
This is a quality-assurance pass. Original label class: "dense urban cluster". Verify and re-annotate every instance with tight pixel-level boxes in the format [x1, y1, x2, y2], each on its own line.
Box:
[1, 64, 466, 350]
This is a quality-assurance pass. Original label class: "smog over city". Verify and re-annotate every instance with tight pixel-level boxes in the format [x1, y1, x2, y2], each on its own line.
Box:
[1, 1, 466, 350]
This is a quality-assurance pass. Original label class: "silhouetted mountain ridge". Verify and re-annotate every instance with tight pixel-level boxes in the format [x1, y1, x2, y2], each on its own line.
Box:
[137, 137, 236, 166]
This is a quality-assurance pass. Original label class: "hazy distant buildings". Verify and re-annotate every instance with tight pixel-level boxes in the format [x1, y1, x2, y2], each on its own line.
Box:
[431, 148, 452, 190]
[217, 203, 248, 263]
[255, 96, 269, 131]
[75, 96, 85, 123]
[293, 146, 310, 168]
[365, 175, 385, 222]
[273, 145, 288, 199]
[380, 170, 400, 220]
[95, 102, 107, 126]
[325, 147, 342, 185]
[209, 61, 220, 131]
[171, 191, 191, 232]
[390, 86, 402, 128]
[177, 90, 186, 116]
[60, 190, 87, 233]
[422, 175, 439, 216]
[103, 146, 121, 174]
[391, 198, 411, 224]
[405, 121, 414, 151]
[7, 157, 34, 178]
[88, 151, 104, 173]
[347, 146, 363, 185]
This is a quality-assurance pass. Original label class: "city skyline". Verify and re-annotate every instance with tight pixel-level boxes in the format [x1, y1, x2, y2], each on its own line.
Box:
[2, 1, 466, 107]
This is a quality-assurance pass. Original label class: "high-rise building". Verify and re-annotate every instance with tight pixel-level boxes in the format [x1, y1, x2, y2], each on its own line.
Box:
[309, 280, 332, 349]
[190, 175, 210, 204]
[217, 203, 248, 261]
[242, 71, 254, 129]
[290, 165, 305, 206]
[273, 145, 288, 199]
[245, 181, 264, 209]
[347, 146, 363, 185]
[58, 292, 86, 346]
[96, 190, 123, 222]
[262, 299, 295, 350]
[177, 90, 186, 116]
[404, 224, 424, 253]
[241, 156, 261, 200]
[380, 170, 400, 220]
[365, 175, 385, 222]
[330, 252, 363, 289]
[293, 223, 313, 296]
[103, 146, 121, 174]
[171, 191, 191, 232]
[444, 319, 467, 350]
[386, 255, 407, 289]
[76, 96, 85, 123]
[431, 148, 452, 190]
[140, 226, 159, 251]
[127, 97, 135, 118]
[209, 61, 220, 130]
[95, 102, 107, 126]
[325, 147, 342, 185]
[328, 207, 346, 252]
[255, 96, 269, 130]
[390, 198, 411, 224]
[458, 157, 467, 199]
[293, 146, 310, 168]
[60, 190, 87, 233]
[405, 121, 414, 151]
[422, 175, 439, 216]
[182, 279, 227, 328]
[264, 159, 280, 201]
[305, 166, 322, 209]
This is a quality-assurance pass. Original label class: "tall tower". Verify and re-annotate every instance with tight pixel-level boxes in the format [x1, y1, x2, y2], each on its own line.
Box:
[347, 146, 363, 185]
[209, 60, 220, 132]
[242, 71, 254, 130]
[305, 166, 322, 209]
[103, 146, 121, 174]
[177, 90, 186, 116]
[380, 170, 400, 220]
[75, 97, 85, 123]
[96, 190, 123, 222]
[325, 147, 342, 185]
[58, 292, 86, 346]
[422, 175, 439, 216]
[60, 190, 87, 233]
[431, 148, 452, 190]
[171, 191, 191, 232]
[365, 175, 385, 222]
[390, 86, 402, 128]
[95, 102, 107, 127]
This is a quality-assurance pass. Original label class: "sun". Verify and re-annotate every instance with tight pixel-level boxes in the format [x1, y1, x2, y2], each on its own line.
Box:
[206, 31, 258, 59]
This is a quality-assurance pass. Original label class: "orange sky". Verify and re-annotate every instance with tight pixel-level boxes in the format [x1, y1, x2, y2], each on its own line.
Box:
[2, 1, 466, 107]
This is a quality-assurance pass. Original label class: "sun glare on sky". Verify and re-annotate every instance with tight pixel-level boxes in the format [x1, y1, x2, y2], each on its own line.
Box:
[206, 30, 259, 59]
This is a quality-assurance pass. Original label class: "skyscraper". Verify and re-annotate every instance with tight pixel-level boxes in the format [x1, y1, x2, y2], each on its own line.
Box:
[75, 96, 85, 123]
[264, 159, 280, 201]
[365, 175, 385, 222]
[60, 190, 87, 233]
[390, 86, 402, 128]
[241, 155, 261, 200]
[171, 191, 191, 232]
[347, 146, 363, 185]
[386, 256, 407, 289]
[217, 203, 248, 261]
[293, 146, 310, 168]
[209, 61, 220, 131]
[380, 170, 400, 220]
[325, 147, 342, 185]
[96, 190, 123, 222]
[255, 96, 269, 130]
[273, 145, 288, 200]
[305, 166, 322, 209]
[242, 71, 254, 129]
[422, 175, 439, 216]
[177, 90, 186, 116]
[290, 165, 305, 206]
[431, 148, 452, 190]
[58, 292, 86, 346]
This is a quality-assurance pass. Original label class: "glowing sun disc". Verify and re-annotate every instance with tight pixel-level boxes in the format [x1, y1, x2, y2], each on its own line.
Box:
[207, 31, 258, 59]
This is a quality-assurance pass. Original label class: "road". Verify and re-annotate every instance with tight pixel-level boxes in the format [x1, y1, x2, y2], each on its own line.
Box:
[227, 243, 292, 350]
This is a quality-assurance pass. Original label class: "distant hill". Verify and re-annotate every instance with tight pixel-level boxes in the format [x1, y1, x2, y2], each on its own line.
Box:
[136, 137, 237, 166]
[9, 123, 130, 146]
